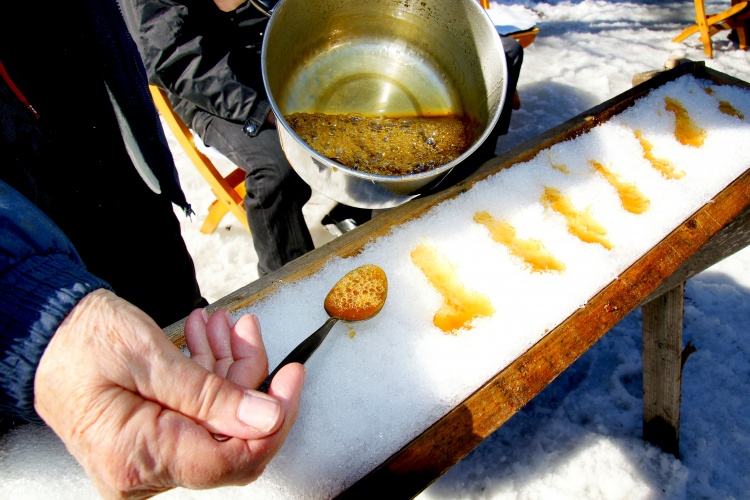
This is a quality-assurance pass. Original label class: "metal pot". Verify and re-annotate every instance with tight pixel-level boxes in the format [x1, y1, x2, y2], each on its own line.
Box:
[257, 0, 508, 208]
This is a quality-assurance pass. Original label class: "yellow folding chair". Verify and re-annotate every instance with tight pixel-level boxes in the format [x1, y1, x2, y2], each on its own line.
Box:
[148, 85, 250, 234]
[673, 0, 750, 59]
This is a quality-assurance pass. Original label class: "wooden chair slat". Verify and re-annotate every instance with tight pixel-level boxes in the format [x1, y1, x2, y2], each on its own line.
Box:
[149, 85, 250, 234]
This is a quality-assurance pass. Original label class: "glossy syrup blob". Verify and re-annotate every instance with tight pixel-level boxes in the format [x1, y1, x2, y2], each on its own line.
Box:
[324, 264, 388, 322]
[542, 186, 614, 250]
[589, 160, 651, 214]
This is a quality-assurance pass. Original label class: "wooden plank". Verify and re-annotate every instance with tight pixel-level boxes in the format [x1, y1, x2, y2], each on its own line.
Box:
[642, 283, 685, 457]
[643, 204, 750, 303]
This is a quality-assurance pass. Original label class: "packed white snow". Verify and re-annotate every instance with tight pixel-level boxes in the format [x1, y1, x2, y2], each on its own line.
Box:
[2, 2, 750, 499]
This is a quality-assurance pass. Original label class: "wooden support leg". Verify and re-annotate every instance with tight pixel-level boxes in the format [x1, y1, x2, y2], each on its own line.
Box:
[737, 26, 748, 50]
[642, 282, 685, 457]
[201, 199, 229, 234]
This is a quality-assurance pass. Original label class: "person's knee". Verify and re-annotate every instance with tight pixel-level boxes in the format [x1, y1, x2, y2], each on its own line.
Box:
[501, 36, 523, 81]
[244, 163, 311, 208]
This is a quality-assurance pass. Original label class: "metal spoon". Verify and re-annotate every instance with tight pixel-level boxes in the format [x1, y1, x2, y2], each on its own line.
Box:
[257, 264, 388, 393]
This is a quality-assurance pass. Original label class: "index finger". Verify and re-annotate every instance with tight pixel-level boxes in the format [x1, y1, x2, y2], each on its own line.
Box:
[226, 314, 269, 390]
[185, 308, 215, 373]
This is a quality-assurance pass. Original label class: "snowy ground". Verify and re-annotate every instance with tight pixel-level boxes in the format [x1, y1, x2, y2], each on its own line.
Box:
[2, 1, 750, 498]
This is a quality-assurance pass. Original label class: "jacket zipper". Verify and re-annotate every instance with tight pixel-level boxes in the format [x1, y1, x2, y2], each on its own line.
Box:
[0, 58, 40, 119]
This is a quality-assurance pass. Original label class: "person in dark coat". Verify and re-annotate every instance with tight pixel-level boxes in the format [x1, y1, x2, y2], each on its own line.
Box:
[120, 0, 317, 276]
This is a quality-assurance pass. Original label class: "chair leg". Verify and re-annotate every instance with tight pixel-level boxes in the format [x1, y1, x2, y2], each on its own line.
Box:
[201, 199, 229, 234]
[737, 27, 748, 50]
[673, 25, 699, 43]
[148, 85, 252, 234]
[698, 16, 714, 58]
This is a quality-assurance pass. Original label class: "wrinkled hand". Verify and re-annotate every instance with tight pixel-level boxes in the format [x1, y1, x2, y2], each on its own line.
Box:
[34, 289, 304, 499]
[213, 0, 248, 12]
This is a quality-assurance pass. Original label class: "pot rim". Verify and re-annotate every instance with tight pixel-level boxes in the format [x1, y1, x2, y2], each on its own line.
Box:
[261, 0, 508, 201]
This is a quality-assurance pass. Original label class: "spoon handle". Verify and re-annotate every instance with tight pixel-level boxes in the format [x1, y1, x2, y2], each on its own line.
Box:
[257, 316, 340, 393]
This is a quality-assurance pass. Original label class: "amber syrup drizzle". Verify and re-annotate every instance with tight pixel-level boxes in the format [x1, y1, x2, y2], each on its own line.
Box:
[665, 97, 706, 147]
[703, 86, 745, 120]
[410, 243, 495, 334]
[633, 129, 685, 180]
[473, 211, 565, 273]
[541, 186, 613, 250]
[589, 160, 650, 214]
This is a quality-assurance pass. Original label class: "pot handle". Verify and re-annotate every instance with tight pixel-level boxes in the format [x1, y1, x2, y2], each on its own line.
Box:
[248, 0, 278, 16]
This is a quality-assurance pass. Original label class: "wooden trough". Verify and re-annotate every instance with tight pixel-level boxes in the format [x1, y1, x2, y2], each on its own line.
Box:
[164, 61, 750, 499]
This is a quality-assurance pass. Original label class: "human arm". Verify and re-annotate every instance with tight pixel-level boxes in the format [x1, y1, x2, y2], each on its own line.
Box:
[35, 292, 304, 497]
[0, 180, 113, 423]
[1, 180, 305, 496]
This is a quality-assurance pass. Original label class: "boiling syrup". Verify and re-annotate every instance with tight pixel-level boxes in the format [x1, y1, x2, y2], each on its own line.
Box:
[324, 264, 388, 322]
[285, 112, 474, 176]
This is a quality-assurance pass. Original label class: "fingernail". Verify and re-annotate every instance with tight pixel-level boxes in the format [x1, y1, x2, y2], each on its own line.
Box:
[238, 392, 280, 432]
[251, 314, 261, 334]
[201, 308, 209, 323]
[224, 310, 235, 327]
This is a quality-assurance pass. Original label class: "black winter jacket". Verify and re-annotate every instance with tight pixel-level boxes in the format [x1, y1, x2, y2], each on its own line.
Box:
[0, 0, 189, 424]
[0, 0, 190, 214]
[120, 0, 272, 136]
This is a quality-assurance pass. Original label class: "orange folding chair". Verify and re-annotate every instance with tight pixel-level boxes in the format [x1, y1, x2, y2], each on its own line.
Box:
[480, 0, 539, 49]
[673, 0, 750, 59]
[149, 85, 250, 234]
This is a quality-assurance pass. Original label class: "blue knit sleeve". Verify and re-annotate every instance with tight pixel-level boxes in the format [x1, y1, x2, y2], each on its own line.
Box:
[0, 180, 112, 423]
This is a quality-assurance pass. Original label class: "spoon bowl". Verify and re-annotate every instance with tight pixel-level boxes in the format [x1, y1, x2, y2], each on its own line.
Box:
[258, 264, 387, 393]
